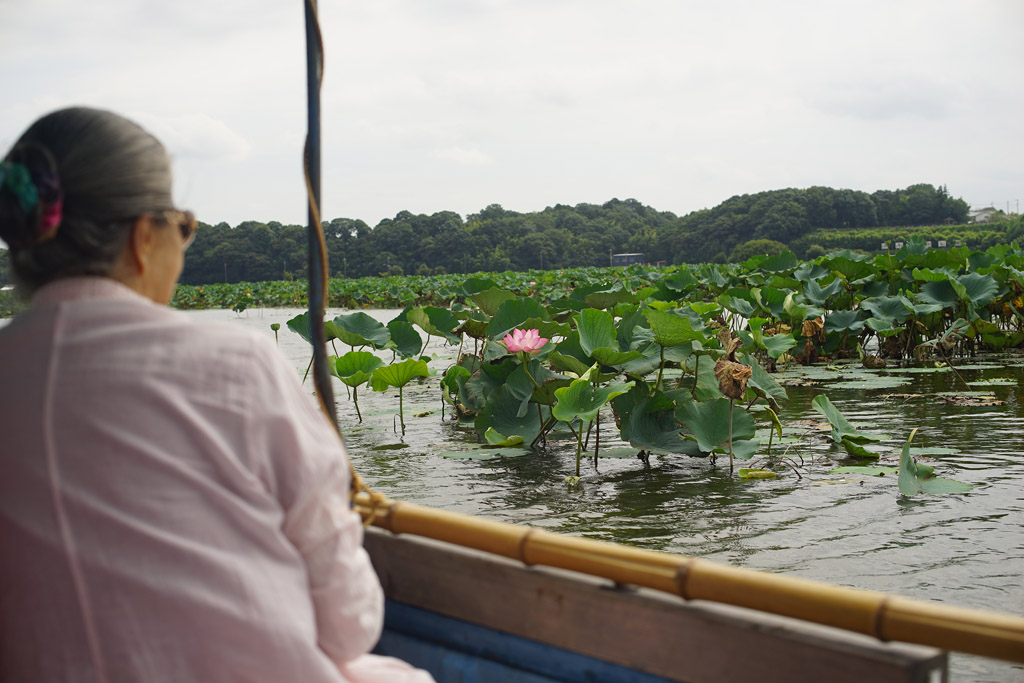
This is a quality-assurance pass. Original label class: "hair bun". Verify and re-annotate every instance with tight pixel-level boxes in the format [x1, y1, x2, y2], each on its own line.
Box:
[0, 144, 63, 248]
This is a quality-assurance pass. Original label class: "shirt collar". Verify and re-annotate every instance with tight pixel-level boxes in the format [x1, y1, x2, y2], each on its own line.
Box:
[31, 277, 152, 308]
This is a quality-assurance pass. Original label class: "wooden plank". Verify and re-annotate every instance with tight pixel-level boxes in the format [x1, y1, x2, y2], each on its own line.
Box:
[366, 528, 947, 683]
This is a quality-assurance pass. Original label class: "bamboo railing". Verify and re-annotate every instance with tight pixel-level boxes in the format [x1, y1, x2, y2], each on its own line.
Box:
[355, 494, 1024, 664]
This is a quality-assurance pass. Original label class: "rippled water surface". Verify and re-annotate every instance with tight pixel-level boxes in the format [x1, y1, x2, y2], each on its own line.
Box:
[209, 309, 1023, 680]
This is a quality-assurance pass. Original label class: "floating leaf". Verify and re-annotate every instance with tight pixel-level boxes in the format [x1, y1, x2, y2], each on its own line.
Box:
[484, 427, 525, 447]
[811, 395, 883, 444]
[898, 429, 973, 495]
[830, 466, 899, 476]
[738, 468, 778, 480]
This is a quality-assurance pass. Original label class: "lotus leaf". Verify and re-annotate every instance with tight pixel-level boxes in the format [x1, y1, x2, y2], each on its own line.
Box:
[487, 298, 549, 339]
[861, 296, 914, 323]
[811, 394, 882, 444]
[552, 378, 634, 423]
[898, 430, 972, 495]
[387, 319, 423, 358]
[584, 285, 638, 309]
[830, 466, 899, 476]
[470, 286, 515, 316]
[642, 308, 705, 347]
[738, 468, 778, 480]
[331, 351, 383, 386]
[675, 397, 756, 454]
[802, 277, 843, 307]
[613, 387, 702, 455]
[484, 427, 525, 447]
[332, 312, 392, 349]
[370, 358, 430, 392]
[461, 277, 500, 297]
[408, 306, 461, 343]
[475, 384, 546, 444]
[823, 310, 865, 334]
[954, 272, 999, 307]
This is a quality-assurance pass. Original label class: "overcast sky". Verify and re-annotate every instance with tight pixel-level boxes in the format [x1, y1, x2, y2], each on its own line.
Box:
[2, 0, 1022, 227]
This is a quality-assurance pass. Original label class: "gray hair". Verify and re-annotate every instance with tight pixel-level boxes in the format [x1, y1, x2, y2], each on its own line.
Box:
[0, 107, 174, 294]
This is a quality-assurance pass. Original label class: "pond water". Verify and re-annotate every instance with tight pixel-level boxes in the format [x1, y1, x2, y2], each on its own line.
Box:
[93, 308, 1024, 679]
[190, 307, 1024, 680]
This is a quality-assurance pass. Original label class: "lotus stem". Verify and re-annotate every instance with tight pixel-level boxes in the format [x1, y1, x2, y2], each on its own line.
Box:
[399, 386, 406, 435]
[575, 422, 585, 476]
[691, 355, 699, 399]
[728, 398, 735, 474]
[302, 356, 313, 384]
[521, 359, 543, 391]
[594, 411, 600, 467]
[655, 345, 665, 391]
[353, 385, 363, 423]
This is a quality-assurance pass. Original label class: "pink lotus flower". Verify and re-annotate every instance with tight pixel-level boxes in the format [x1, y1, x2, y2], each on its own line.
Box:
[502, 328, 548, 354]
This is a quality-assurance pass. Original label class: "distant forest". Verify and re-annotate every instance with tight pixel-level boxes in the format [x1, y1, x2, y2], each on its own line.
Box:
[3, 183, 1021, 286]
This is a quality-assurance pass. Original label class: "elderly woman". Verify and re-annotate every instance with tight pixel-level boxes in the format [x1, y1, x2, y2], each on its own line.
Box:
[0, 108, 431, 682]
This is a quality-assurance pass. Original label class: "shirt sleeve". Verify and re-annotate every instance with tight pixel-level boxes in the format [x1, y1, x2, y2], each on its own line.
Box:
[247, 335, 385, 665]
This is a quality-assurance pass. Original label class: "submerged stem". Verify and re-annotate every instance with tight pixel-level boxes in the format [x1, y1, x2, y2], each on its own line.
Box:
[728, 398, 735, 474]
[399, 386, 406, 435]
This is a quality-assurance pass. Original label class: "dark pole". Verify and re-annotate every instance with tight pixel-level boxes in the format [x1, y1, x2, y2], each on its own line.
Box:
[304, 0, 336, 427]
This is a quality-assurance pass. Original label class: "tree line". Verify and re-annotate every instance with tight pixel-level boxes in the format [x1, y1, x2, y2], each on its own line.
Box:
[0, 184, 990, 286]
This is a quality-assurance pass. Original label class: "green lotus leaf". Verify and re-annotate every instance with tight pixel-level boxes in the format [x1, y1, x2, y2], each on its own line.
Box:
[475, 384, 546, 444]
[461, 277, 500, 297]
[830, 466, 899, 476]
[387, 319, 423, 358]
[577, 308, 618, 356]
[839, 436, 880, 459]
[738, 468, 777, 480]
[954, 272, 999, 307]
[675, 397, 756, 454]
[370, 358, 430, 391]
[552, 379, 634, 423]
[286, 311, 313, 344]
[408, 306, 462, 343]
[811, 394, 883, 444]
[584, 285, 638, 309]
[613, 387, 701, 455]
[548, 350, 592, 377]
[823, 255, 875, 282]
[470, 286, 515, 316]
[487, 297, 549, 340]
[332, 311, 392, 349]
[861, 296, 914, 323]
[331, 351, 383, 388]
[484, 427, 525, 447]
[899, 430, 972, 495]
[910, 267, 954, 283]
[456, 314, 490, 340]
[758, 251, 799, 273]
[753, 286, 790, 319]
[719, 293, 757, 318]
[802, 277, 843, 307]
[824, 310, 864, 334]
[642, 308, 705, 347]
[591, 347, 644, 367]
[441, 364, 472, 399]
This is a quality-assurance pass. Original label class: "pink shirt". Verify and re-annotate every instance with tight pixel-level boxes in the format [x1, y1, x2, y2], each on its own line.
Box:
[0, 278, 430, 682]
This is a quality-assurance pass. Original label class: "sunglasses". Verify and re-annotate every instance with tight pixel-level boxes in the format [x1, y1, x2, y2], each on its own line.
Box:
[151, 209, 198, 250]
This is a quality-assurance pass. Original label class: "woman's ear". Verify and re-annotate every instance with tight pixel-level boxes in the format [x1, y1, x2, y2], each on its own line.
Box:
[126, 215, 158, 275]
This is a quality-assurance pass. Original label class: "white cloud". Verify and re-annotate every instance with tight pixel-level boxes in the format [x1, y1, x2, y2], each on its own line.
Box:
[2, 0, 1022, 225]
